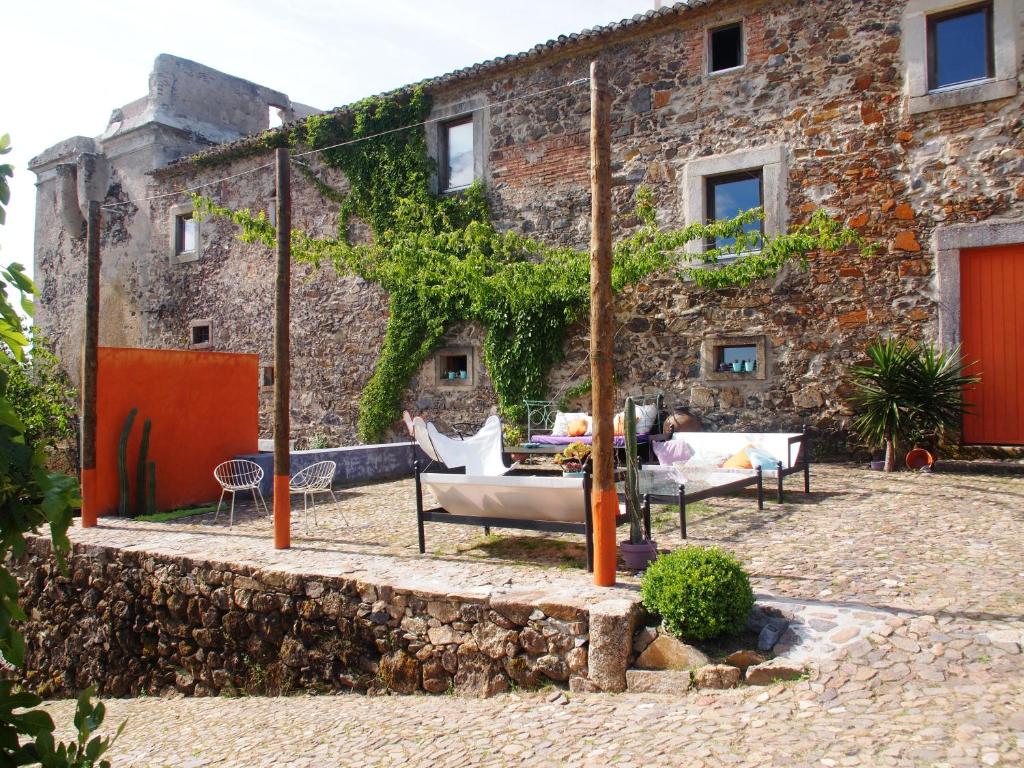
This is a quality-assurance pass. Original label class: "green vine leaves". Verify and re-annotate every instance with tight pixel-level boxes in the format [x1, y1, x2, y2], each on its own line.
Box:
[193, 92, 872, 442]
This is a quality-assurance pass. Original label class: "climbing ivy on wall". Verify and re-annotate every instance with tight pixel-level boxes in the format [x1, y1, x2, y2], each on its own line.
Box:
[196, 88, 870, 443]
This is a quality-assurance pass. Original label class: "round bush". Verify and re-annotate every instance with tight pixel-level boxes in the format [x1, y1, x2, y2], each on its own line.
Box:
[640, 546, 755, 642]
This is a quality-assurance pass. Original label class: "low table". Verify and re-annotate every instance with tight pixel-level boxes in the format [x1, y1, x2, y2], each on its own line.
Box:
[617, 465, 767, 540]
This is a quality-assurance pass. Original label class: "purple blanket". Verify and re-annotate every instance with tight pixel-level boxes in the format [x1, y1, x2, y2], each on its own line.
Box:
[532, 434, 649, 447]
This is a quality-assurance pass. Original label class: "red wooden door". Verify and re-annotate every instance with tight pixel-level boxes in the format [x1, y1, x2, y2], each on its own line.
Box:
[960, 244, 1024, 445]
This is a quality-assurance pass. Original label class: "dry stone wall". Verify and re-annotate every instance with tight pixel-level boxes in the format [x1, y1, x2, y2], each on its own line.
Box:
[12, 538, 623, 698]
[34, 0, 1024, 452]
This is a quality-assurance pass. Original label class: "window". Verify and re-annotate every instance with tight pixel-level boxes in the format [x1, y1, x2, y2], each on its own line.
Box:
[716, 344, 758, 373]
[702, 336, 767, 381]
[928, 2, 993, 90]
[262, 365, 275, 389]
[190, 320, 212, 350]
[176, 213, 197, 255]
[169, 202, 201, 263]
[683, 145, 785, 257]
[435, 347, 473, 386]
[709, 23, 743, 73]
[903, 0, 1018, 115]
[706, 171, 763, 251]
[442, 117, 474, 192]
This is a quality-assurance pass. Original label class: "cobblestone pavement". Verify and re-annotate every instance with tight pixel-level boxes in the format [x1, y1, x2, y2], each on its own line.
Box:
[44, 466, 1024, 766]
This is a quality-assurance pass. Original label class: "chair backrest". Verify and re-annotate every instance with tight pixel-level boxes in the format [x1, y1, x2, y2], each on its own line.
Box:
[214, 459, 264, 488]
[292, 460, 336, 490]
[426, 415, 508, 476]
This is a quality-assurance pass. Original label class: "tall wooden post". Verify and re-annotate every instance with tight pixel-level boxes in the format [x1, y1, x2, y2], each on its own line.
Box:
[80, 200, 101, 527]
[273, 148, 292, 549]
[589, 60, 616, 586]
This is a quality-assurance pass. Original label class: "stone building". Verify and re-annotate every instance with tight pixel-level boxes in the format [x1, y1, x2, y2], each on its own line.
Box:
[30, 0, 1024, 451]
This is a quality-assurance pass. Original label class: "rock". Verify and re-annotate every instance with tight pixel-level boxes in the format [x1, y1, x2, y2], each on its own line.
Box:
[758, 621, 789, 652]
[632, 625, 658, 654]
[379, 650, 419, 694]
[745, 659, 805, 686]
[569, 676, 602, 693]
[625, 669, 692, 694]
[635, 635, 709, 671]
[535, 654, 570, 682]
[427, 625, 459, 646]
[421, 658, 450, 694]
[830, 626, 860, 644]
[724, 650, 764, 670]
[694, 664, 741, 689]
[520, 627, 547, 655]
[489, 596, 535, 626]
[278, 638, 308, 669]
[503, 655, 541, 688]
[454, 647, 508, 698]
[566, 646, 588, 673]
[471, 622, 517, 660]
[587, 599, 637, 692]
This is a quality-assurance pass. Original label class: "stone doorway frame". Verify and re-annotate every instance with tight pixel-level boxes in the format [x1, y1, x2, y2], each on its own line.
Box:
[934, 218, 1024, 350]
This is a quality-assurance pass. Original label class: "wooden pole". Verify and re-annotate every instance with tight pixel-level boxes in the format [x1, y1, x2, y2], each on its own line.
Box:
[589, 60, 616, 586]
[80, 200, 101, 527]
[273, 147, 292, 549]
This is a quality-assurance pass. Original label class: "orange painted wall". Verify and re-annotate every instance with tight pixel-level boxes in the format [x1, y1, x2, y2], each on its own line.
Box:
[960, 244, 1024, 445]
[96, 347, 259, 514]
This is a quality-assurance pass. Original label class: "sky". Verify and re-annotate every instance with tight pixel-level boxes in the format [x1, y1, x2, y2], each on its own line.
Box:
[2, 0, 652, 278]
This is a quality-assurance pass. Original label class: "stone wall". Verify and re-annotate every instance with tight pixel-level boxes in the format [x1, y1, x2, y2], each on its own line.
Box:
[31, 1, 1024, 451]
[12, 538, 636, 698]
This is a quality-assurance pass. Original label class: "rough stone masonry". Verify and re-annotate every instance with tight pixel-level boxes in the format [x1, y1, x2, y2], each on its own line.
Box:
[12, 537, 641, 698]
[29, 0, 1024, 450]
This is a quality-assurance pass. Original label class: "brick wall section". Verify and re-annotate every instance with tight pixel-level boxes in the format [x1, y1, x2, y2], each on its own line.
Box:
[36, 0, 1024, 450]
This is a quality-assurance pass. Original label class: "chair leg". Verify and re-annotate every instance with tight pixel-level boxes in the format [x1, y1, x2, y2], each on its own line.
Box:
[303, 492, 309, 534]
[215, 489, 225, 523]
[229, 491, 236, 528]
[255, 486, 269, 516]
[331, 489, 351, 525]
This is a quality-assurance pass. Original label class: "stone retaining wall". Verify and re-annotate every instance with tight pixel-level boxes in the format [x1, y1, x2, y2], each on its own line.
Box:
[12, 538, 636, 698]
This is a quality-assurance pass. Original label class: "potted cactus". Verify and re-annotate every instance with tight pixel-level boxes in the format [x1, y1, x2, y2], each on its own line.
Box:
[620, 397, 658, 570]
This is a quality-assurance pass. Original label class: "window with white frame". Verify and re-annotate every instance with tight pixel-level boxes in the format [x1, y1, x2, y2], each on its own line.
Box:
[442, 117, 475, 192]
[904, 0, 1019, 114]
[682, 145, 786, 257]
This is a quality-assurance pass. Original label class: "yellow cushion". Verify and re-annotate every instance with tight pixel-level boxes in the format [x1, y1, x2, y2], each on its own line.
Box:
[722, 445, 754, 469]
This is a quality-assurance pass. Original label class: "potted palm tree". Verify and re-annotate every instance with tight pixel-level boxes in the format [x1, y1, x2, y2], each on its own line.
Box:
[554, 441, 592, 476]
[848, 338, 978, 472]
[620, 397, 657, 569]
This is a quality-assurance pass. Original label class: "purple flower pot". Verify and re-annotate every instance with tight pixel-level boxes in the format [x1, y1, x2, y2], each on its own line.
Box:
[620, 539, 658, 570]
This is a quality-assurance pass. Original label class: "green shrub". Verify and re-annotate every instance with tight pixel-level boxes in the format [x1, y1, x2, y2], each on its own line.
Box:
[640, 546, 755, 642]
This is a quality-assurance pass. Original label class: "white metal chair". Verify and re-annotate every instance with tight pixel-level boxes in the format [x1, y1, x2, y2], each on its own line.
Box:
[290, 460, 345, 533]
[213, 459, 269, 528]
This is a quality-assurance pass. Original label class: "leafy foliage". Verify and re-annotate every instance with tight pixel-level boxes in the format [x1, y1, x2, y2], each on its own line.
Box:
[848, 338, 979, 470]
[641, 546, 755, 642]
[197, 92, 871, 442]
[4, 334, 79, 471]
[0, 135, 120, 766]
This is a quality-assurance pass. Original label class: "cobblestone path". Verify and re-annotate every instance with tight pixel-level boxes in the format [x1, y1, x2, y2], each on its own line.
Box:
[43, 467, 1024, 766]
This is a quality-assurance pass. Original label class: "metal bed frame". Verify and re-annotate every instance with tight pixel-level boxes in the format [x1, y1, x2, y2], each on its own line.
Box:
[414, 462, 650, 572]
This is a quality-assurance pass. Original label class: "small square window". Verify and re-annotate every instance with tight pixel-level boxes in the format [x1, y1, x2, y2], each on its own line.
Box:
[435, 348, 473, 385]
[716, 345, 758, 373]
[190, 321, 211, 349]
[928, 2, 993, 90]
[442, 117, 475, 192]
[706, 170, 763, 250]
[709, 23, 744, 73]
[176, 213, 197, 255]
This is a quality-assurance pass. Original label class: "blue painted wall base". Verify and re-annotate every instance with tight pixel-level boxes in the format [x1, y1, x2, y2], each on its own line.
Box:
[237, 442, 428, 496]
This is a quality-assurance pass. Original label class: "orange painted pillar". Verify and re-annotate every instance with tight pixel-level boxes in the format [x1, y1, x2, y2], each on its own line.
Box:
[592, 488, 618, 585]
[274, 476, 290, 549]
[80, 468, 97, 527]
